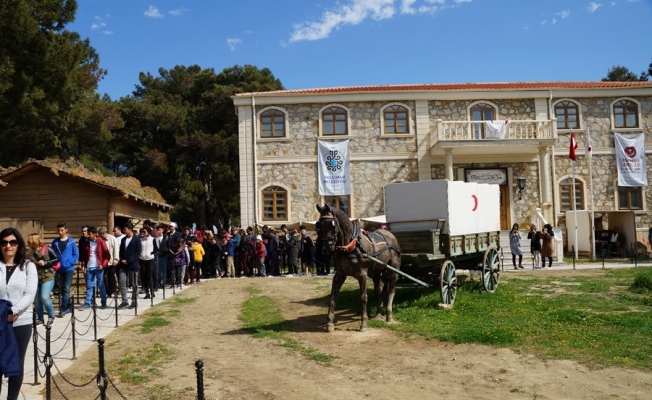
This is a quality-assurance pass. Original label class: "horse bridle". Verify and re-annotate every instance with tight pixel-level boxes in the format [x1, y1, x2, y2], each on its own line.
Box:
[318, 213, 341, 253]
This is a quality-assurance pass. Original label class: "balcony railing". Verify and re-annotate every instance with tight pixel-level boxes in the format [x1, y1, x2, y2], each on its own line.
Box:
[431, 119, 557, 145]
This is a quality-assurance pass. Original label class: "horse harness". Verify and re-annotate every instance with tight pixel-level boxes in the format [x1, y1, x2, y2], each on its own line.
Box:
[320, 214, 400, 259]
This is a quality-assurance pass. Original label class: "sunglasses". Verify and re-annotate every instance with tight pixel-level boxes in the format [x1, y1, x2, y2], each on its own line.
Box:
[0, 239, 19, 247]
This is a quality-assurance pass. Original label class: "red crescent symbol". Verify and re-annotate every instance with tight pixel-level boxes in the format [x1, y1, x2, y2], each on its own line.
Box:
[471, 195, 478, 211]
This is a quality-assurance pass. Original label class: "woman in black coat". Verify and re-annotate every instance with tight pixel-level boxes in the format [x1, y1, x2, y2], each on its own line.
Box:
[300, 226, 315, 277]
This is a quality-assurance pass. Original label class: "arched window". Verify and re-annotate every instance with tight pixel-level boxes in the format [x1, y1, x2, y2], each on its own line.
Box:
[613, 100, 639, 128]
[383, 105, 409, 134]
[554, 101, 579, 129]
[262, 186, 287, 221]
[260, 109, 286, 138]
[322, 106, 348, 135]
[470, 103, 496, 139]
[559, 178, 584, 211]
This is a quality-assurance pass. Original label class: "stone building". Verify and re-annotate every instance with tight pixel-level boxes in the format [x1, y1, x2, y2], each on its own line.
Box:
[232, 81, 652, 252]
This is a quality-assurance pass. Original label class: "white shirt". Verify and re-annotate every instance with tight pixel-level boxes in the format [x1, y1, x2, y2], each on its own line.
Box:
[124, 237, 132, 248]
[0, 261, 38, 327]
[140, 236, 155, 260]
[87, 240, 99, 269]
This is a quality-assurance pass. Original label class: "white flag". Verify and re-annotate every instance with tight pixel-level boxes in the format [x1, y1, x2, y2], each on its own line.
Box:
[585, 127, 592, 160]
[614, 133, 647, 187]
[318, 140, 351, 196]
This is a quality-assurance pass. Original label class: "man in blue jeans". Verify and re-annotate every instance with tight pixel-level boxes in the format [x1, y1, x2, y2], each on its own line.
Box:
[52, 222, 79, 317]
[79, 227, 110, 310]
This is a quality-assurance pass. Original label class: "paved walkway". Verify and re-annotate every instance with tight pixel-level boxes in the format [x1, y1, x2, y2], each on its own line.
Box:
[1, 284, 192, 400]
[3, 261, 651, 399]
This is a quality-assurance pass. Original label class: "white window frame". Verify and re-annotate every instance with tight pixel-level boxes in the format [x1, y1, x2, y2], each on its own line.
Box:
[318, 104, 352, 139]
[379, 102, 414, 137]
[610, 97, 642, 132]
[256, 106, 290, 142]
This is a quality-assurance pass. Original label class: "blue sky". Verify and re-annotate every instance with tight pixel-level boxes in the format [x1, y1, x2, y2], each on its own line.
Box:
[69, 0, 652, 100]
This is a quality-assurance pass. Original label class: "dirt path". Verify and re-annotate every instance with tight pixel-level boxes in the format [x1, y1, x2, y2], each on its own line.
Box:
[55, 275, 652, 400]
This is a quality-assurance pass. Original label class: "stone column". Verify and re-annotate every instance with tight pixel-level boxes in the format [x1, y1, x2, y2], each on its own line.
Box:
[444, 149, 454, 181]
[538, 146, 553, 222]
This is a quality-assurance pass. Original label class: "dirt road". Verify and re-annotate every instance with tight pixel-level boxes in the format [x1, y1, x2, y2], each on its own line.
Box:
[56, 275, 652, 400]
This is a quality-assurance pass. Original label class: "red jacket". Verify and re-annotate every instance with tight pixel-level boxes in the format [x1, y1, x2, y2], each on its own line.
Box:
[81, 238, 111, 268]
[256, 242, 266, 259]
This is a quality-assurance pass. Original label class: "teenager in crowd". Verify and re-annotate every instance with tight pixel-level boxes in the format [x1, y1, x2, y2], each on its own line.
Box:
[52, 222, 79, 317]
[119, 222, 142, 309]
[79, 227, 110, 310]
[139, 227, 156, 298]
[26, 233, 58, 326]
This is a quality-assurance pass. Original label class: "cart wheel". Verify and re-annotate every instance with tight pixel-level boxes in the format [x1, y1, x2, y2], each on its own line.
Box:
[439, 260, 457, 306]
[482, 245, 500, 293]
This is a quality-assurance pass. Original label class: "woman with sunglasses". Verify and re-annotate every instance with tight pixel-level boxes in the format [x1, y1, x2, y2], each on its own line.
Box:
[0, 228, 38, 400]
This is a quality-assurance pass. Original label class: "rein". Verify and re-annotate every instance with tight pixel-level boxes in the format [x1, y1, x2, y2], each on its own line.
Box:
[318, 214, 357, 253]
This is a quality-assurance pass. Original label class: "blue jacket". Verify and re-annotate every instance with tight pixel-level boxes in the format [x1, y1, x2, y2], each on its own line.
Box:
[52, 237, 79, 272]
[226, 238, 237, 257]
[0, 299, 21, 378]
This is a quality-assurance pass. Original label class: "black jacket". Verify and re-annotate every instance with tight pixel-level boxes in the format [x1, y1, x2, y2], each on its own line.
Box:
[119, 236, 142, 272]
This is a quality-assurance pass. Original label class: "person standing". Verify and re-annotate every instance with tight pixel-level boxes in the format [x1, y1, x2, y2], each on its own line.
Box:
[52, 222, 79, 317]
[509, 223, 524, 270]
[541, 224, 555, 270]
[267, 229, 279, 276]
[190, 237, 204, 284]
[287, 229, 300, 276]
[139, 227, 156, 298]
[26, 233, 58, 326]
[300, 226, 315, 277]
[112, 226, 125, 244]
[99, 228, 119, 298]
[119, 222, 142, 309]
[79, 227, 110, 310]
[255, 235, 266, 277]
[528, 224, 542, 269]
[225, 233, 236, 278]
[155, 225, 168, 288]
[230, 227, 241, 277]
[0, 228, 38, 400]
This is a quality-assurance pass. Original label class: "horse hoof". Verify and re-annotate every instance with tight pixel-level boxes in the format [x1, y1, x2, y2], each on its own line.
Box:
[359, 326, 368, 332]
[327, 323, 335, 333]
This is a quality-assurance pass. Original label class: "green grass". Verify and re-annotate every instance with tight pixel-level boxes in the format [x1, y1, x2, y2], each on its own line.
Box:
[240, 286, 336, 364]
[115, 344, 175, 385]
[630, 269, 652, 293]
[334, 267, 652, 370]
[173, 296, 197, 305]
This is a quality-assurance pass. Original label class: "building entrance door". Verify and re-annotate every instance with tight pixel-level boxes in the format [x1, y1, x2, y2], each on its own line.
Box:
[499, 186, 510, 230]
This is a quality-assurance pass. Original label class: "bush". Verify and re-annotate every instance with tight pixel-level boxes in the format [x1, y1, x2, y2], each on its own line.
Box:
[630, 270, 652, 293]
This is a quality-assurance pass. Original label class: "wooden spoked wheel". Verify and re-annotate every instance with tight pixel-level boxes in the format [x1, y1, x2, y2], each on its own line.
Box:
[482, 245, 500, 293]
[439, 260, 457, 306]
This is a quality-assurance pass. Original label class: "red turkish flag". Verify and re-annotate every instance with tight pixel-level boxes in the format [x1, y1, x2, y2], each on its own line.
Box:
[569, 130, 578, 161]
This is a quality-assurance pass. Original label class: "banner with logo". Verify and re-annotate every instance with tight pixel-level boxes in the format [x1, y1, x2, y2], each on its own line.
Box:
[614, 133, 647, 187]
[318, 140, 351, 196]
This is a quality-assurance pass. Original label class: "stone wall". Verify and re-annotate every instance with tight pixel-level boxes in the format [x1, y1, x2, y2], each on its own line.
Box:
[427, 99, 536, 130]
[257, 160, 418, 224]
[256, 101, 418, 158]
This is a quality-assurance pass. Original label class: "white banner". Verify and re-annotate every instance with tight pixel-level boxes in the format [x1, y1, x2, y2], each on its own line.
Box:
[318, 140, 351, 196]
[614, 133, 647, 187]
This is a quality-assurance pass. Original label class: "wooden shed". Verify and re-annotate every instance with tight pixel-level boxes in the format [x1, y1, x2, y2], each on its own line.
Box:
[0, 159, 172, 242]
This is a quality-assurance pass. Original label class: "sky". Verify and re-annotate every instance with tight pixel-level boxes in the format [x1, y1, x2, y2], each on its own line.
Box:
[68, 0, 652, 100]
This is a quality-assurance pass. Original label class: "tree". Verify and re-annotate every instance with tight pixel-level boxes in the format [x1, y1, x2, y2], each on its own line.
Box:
[0, 0, 110, 166]
[116, 64, 283, 229]
[602, 64, 650, 82]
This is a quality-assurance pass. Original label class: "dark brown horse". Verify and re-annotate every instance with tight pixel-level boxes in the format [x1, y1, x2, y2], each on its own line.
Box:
[316, 204, 402, 332]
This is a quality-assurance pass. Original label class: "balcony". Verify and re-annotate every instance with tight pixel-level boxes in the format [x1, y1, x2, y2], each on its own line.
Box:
[429, 119, 558, 157]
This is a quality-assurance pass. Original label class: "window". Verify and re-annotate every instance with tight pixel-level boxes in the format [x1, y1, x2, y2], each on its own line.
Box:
[383, 105, 409, 134]
[260, 109, 285, 138]
[559, 178, 584, 211]
[262, 186, 287, 221]
[555, 101, 579, 129]
[613, 100, 639, 128]
[618, 186, 643, 210]
[325, 195, 350, 217]
[322, 106, 348, 135]
[470, 103, 496, 139]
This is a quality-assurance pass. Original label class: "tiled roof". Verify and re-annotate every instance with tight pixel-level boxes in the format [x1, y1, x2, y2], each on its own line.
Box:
[235, 81, 652, 96]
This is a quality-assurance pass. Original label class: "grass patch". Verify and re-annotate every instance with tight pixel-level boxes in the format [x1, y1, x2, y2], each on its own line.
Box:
[115, 344, 175, 385]
[630, 269, 652, 293]
[335, 267, 652, 370]
[173, 296, 197, 305]
[239, 286, 336, 364]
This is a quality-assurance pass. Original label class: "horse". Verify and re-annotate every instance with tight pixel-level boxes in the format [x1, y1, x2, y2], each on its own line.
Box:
[316, 204, 402, 332]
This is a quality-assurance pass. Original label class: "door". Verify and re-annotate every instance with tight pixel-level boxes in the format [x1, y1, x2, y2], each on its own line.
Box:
[499, 186, 510, 230]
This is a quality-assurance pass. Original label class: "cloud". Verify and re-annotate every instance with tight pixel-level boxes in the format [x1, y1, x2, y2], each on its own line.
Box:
[551, 18, 557, 24]
[226, 38, 242, 51]
[401, 0, 418, 14]
[91, 22, 106, 30]
[144, 5, 164, 18]
[540, 19, 546, 26]
[244, 30, 253, 34]
[557, 9, 570, 18]
[586, 2, 602, 12]
[102, 31, 114, 35]
[168, 7, 188, 16]
[95, 15, 103, 21]
[611, 1, 616, 4]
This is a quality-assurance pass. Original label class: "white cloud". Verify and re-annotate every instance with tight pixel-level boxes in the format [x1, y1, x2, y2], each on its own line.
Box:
[94, 15, 103, 21]
[144, 5, 164, 18]
[91, 22, 106, 30]
[557, 9, 570, 18]
[551, 18, 557, 24]
[102, 31, 114, 35]
[244, 30, 253, 34]
[401, 0, 418, 14]
[611, 1, 616, 4]
[540, 19, 546, 26]
[226, 38, 242, 51]
[586, 2, 602, 12]
[168, 7, 188, 16]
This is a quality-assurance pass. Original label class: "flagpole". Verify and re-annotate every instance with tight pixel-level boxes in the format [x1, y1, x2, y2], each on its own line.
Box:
[572, 160, 579, 260]
[588, 127, 596, 260]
